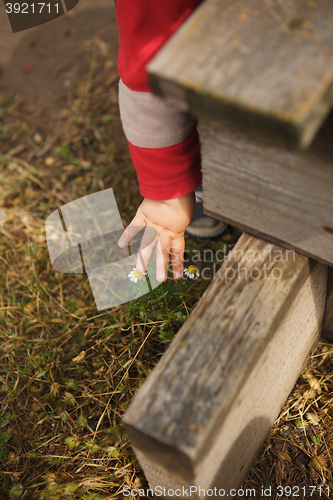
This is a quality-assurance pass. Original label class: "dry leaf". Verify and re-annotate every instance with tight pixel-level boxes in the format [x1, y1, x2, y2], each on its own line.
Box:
[63, 392, 76, 406]
[24, 303, 35, 313]
[72, 350, 86, 363]
[23, 65, 36, 73]
[45, 157, 55, 167]
[309, 456, 328, 471]
[34, 133, 43, 144]
[59, 108, 70, 118]
[303, 389, 317, 400]
[306, 413, 320, 426]
[76, 299, 86, 308]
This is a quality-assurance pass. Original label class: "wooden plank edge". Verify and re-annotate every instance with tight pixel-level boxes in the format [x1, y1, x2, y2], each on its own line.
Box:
[148, 72, 311, 151]
[203, 209, 333, 268]
[322, 266, 333, 340]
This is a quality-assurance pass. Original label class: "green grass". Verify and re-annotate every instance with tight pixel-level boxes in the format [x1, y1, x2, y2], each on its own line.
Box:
[0, 54, 236, 496]
[0, 230, 223, 499]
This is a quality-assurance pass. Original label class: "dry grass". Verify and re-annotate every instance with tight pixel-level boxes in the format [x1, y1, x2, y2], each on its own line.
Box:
[0, 34, 333, 500]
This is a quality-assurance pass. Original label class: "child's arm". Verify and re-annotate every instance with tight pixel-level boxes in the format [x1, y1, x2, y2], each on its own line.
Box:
[115, 0, 203, 280]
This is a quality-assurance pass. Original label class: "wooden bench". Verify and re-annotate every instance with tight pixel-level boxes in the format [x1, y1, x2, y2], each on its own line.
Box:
[123, 0, 333, 497]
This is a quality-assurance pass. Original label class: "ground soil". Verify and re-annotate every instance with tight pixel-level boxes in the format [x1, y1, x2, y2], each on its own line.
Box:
[0, 0, 118, 125]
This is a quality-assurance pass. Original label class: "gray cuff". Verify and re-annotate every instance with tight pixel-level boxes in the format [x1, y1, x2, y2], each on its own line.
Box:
[118, 78, 197, 149]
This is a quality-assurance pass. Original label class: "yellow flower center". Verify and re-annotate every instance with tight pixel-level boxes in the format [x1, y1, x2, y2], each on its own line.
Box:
[133, 269, 142, 278]
[188, 265, 198, 274]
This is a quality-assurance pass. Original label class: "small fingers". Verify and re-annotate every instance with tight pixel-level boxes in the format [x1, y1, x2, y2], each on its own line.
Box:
[136, 227, 158, 273]
[155, 234, 172, 282]
[170, 236, 185, 280]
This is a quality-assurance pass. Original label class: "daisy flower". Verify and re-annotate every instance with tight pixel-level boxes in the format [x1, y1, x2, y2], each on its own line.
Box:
[128, 267, 147, 283]
[184, 265, 200, 279]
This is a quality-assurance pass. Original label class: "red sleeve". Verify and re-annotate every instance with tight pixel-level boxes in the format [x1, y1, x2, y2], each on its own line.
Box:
[128, 128, 202, 200]
[115, 0, 203, 92]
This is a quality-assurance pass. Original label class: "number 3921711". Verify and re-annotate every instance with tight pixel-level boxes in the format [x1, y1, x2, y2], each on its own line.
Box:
[5, 3, 60, 14]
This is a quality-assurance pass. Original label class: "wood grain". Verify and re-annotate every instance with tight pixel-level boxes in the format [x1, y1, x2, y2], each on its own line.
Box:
[148, 0, 333, 149]
[123, 234, 327, 496]
[198, 116, 333, 267]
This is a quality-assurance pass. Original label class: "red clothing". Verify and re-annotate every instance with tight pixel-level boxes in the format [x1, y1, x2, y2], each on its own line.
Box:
[115, 0, 203, 200]
[115, 0, 203, 92]
[128, 128, 202, 200]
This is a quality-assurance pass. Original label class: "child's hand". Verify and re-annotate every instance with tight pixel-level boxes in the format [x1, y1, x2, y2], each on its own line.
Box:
[118, 192, 195, 282]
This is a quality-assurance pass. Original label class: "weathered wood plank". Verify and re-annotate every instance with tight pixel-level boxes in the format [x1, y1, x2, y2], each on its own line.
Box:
[148, 0, 333, 149]
[322, 267, 333, 339]
[123, 234, 327, 498]
[198, 116, 333, 267]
